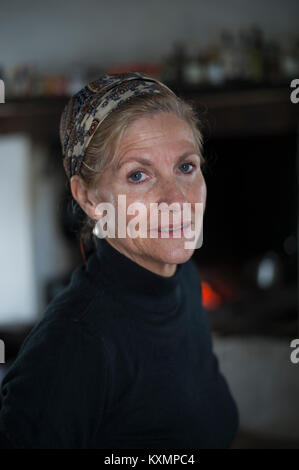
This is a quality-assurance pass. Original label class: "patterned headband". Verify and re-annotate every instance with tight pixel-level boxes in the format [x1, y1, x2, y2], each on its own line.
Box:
[59, 71, 176, 180]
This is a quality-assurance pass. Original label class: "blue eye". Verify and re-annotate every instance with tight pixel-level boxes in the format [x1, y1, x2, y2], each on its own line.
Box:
[128, 171, 147, 183]
[179, 162, 195, 173]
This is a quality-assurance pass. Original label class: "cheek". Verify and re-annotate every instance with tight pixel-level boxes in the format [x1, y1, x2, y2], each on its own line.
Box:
[117, 194, 149, 227]
[187, 174, 207, 203]
[200, 178, 207, 204]
[95, 177, 116, 205]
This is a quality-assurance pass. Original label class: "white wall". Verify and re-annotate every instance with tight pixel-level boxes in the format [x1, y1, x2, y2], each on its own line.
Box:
[30, 141, 75, 319]
[0, 0, 298, 73]
[0, 136, 74, 327]
[0, 135, 38, 325]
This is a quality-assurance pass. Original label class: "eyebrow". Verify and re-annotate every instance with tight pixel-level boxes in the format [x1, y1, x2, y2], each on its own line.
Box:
[117, 150, 201, 170]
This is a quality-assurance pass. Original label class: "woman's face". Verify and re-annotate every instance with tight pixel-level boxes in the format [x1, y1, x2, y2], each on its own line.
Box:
[94, 112, 207, 276]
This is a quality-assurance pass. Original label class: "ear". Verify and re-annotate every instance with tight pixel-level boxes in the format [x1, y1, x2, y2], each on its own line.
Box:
[70, 175, 98, 221]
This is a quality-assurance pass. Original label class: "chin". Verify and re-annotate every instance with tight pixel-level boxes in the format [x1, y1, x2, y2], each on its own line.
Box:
[154, 239, 195, 265]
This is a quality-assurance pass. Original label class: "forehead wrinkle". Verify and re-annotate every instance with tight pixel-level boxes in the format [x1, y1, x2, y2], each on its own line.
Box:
[119, 133, 164, 157]
[120, 116, 194, 153]
[116, 116, 198, 169]
[119, 132, 196, 159]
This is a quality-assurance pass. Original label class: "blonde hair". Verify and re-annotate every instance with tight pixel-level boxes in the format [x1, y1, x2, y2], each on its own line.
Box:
[68, 91, 206, 257]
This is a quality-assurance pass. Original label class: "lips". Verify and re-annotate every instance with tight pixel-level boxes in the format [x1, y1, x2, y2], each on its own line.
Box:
[153, 221, 192, 232]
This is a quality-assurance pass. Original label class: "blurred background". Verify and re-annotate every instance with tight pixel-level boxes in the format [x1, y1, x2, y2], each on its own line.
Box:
[0, 0, 298, 448]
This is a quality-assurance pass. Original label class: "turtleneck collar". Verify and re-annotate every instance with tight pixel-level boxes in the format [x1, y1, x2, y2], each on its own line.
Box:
[85, 237, 185, 314]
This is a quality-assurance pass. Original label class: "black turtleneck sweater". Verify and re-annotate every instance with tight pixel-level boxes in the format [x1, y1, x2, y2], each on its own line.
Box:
[0, 238, 239, 449]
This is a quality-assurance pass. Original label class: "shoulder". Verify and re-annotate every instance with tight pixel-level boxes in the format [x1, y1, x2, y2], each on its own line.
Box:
[4, 254, 115, 380]
[39, 255, 114, 338]
[2, 305, 110, 397]
[0, 288, 110, 448]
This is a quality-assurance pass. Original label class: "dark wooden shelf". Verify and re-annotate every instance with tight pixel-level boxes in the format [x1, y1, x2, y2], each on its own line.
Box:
[189, 86, 299, 138]
[0, 85, 298, 139]
[0, 97, 68, 139]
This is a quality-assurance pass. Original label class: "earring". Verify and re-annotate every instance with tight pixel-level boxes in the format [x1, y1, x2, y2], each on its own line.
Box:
[93, 218, 105, 238]
[92, 218, 98, 236]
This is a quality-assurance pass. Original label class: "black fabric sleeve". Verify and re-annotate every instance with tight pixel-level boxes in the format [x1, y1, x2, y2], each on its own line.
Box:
[0, 430, 14, 448]
[0, 318, 109, 448]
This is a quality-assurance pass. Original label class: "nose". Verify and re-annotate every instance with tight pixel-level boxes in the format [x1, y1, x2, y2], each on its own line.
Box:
[154, 180, 190, 228]
[156, 178, 187, 209]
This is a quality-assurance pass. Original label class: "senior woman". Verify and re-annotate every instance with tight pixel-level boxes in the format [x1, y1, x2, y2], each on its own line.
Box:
[0, 72, 239, 449]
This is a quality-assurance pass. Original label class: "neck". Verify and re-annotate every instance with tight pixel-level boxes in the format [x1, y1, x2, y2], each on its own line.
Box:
[86, 237, 184, 315]
[105, 238, 177, 277]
